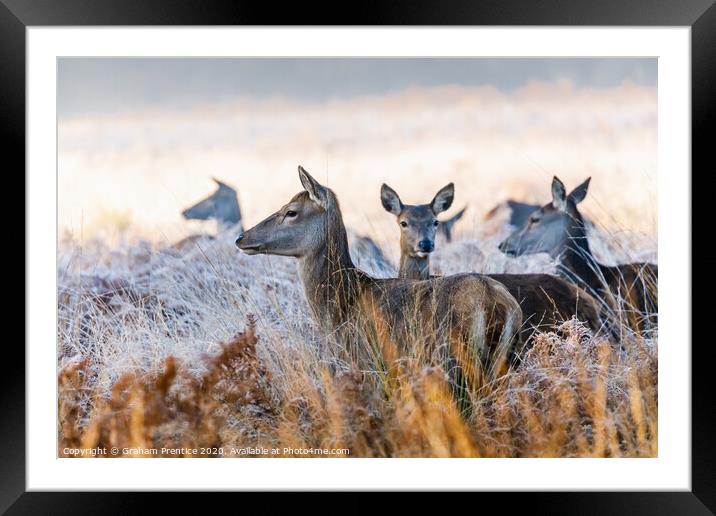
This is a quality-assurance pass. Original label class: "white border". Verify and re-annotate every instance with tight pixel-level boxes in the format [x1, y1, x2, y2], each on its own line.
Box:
[28, 27, 690, 490]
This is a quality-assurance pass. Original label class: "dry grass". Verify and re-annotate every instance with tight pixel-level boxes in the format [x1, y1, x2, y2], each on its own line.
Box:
[58, 314, 657, 458]
[57, 224, 657, 458]
[59, 319, 274, 456]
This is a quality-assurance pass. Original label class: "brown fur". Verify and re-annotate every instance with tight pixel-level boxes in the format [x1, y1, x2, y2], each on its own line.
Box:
[499, 177, 657, 333]
[487, 274, 603, 342]
[383, 185, 604, 343]
[238, 169, 524, 387]
[293, 190, 523, 379]
[590, 262, 658, 331]
[398, 256, 602, 344]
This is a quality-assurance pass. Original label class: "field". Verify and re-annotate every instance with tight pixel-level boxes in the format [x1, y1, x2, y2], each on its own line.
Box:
[57, 80, 658, 457]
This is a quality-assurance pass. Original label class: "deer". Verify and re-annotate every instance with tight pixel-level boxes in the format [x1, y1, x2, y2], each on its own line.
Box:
[484, 198, 598, 237]
[172, 178, 243, 252]
[236, 166, 525, 394]
[498, 176, 657, 332]
[485, 200, 542, 228]
[182, 178, 243, 228]
[349, 234, 396, 278]
[380, 183, 604, 344]
[438, 206, 467, 243]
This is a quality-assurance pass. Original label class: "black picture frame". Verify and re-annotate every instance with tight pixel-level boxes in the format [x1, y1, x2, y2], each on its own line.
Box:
[6, 0, 710, 510]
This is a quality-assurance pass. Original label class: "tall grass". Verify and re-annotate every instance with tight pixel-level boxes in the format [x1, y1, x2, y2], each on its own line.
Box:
[57, 225, 657, 458]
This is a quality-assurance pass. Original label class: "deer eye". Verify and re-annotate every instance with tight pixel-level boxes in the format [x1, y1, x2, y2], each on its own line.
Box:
[400, 221, 408, 228]
[433, 220, 439, 227]
[285, 210, 297, 218]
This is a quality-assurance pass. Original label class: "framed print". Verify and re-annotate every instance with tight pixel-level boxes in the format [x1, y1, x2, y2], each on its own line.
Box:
[7, 0, 712, 509]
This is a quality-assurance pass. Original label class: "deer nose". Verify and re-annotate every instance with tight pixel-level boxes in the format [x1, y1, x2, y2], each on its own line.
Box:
[418, 240, 434, 253]
[235, 233, 244, 247]
[498, 240, 515, 256]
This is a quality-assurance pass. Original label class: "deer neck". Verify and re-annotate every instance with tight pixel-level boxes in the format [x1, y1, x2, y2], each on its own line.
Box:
[226, 197, 242, 225]
[399, 253, 431, 281]
[557, 220, 604, 295]
[298, 211, 361, 330]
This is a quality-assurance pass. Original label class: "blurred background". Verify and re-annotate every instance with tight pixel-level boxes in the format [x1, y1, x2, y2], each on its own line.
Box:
[57, 57, 657, 251]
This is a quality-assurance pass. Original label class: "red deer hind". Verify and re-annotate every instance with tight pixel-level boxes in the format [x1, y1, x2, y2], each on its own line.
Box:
[236, 166, 525, 392]
[499, 176, 657, 333]
[380, 182, 604, 345]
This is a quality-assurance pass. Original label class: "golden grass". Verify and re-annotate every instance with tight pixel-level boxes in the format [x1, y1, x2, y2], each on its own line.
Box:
[56, 196, 657, 459]
[58, 316, 657, 458]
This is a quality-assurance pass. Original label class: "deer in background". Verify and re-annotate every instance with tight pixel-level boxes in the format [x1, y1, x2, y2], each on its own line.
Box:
[237, 166, 524, 392]
[484, 198, 597, 236]
[499, 176, 657, 331]
[182, 178, 243, 229]
[485, 200, 542, 228]
[438, 205, 467, 243]
[381, 182, 603, 342]
[173, 178, 243, 252]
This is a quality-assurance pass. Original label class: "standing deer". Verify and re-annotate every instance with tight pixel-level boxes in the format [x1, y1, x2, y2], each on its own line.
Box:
[236, 166, 524, 391]
[498, 176, 657, 331]
[380, 183, 603, 343]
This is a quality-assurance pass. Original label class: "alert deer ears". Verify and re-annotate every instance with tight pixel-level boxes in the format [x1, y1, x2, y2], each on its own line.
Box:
[431, 183, 454, 215]
[380, 184, 403, 215]
[551, 176, 568, 211]
[568, 177, 591, 205]
[298, 166, 328, 209]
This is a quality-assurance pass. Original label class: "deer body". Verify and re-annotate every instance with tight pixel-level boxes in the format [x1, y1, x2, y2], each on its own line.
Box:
[237, 167, 524, 383]
[498, 176, 657, 331]
[381, 182, 603, 342]
[558, 225, 658, 323]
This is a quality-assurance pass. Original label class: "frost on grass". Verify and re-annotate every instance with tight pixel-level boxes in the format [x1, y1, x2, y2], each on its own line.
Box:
[57, 219, 657, 458]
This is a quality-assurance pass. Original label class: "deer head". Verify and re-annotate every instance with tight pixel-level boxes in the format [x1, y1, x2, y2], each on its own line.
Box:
[381, 182, 454, 259]
[499, 176, 590, 257]
[236, 166, 341, 258]
[182, 178, 242, 227]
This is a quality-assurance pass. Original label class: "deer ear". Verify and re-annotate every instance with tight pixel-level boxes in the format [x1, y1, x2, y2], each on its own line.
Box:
[212, 177, 234, 192]
[448, 205, 467, 224]
[551, 176, 567, 211]
[431, 183, 454, 215]
[568, 177, 591, 205]
[380, 184, 403, 215]
[298, 166, 328, 208]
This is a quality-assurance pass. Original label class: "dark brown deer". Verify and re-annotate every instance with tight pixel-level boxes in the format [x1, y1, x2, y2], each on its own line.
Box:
[237, 166, 524, 389]
[499, 176, 657, 332]
[380, 182, 604, 343]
